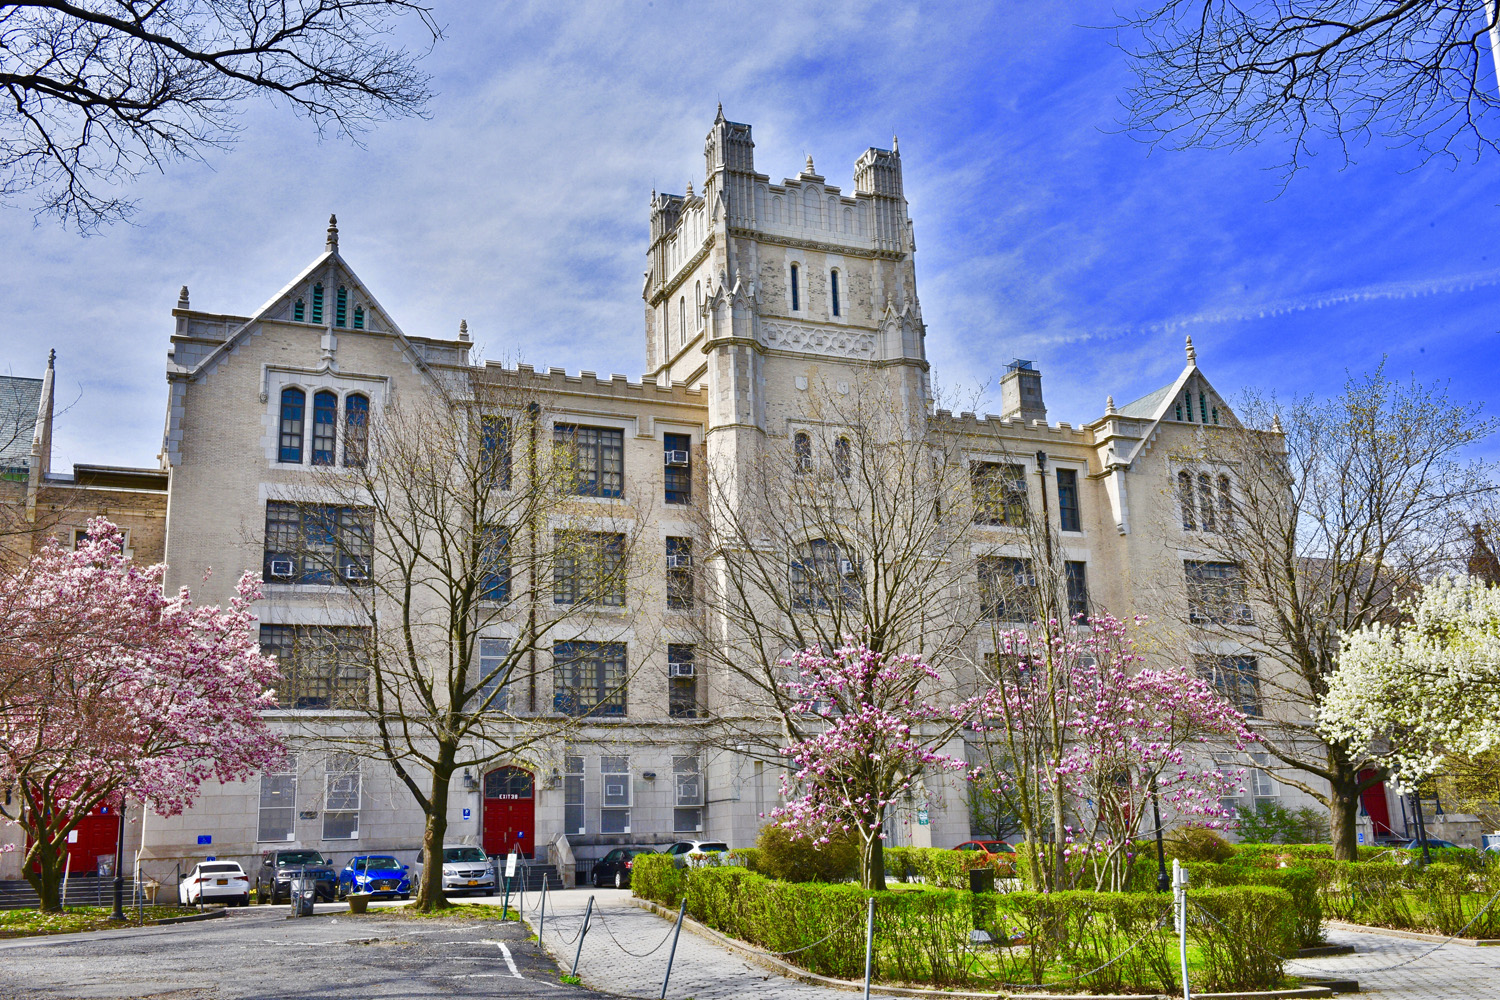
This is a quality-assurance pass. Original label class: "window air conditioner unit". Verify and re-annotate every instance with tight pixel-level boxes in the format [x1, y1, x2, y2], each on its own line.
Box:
[269, 559, 295, 579]
[839, 559, 858, 577]
[670, 661, 696, 678]
[666, 553, 692, 569]
[664, 450, 690, 467]
[342, 563, 368, 581]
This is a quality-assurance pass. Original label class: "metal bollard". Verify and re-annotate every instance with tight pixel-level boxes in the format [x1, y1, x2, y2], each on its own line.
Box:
[539, 874, 547, 940]
[659, 898, 687, 999]
[571, 895, 594, 977]
[862, 896, 875, 1000]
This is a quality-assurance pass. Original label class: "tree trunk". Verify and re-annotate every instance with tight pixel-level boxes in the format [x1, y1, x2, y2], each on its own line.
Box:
[414, 762, 455, 911]
[1327, 757, 1363, 862]
[862, 829, 887, 891]
[25, 837, 66, 914]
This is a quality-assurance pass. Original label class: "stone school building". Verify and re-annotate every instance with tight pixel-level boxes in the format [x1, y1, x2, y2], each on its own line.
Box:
[3, 113, 1343, 883]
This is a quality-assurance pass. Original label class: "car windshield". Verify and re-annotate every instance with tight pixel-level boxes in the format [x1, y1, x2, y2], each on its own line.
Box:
[201, 863, 241, 874]
[358, 856, 400, 870]
[277, 851, 326, 866]
[697, 843, 728, 852]
[623, 848, 653, 858]
[979, 842, 1013, 853]
[443, 847, 487, 864]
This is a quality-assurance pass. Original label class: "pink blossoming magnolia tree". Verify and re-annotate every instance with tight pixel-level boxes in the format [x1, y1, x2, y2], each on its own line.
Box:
[973, 613, 1256, 891]
[0, 520, 283, 912]
[769, 641, 972, 890]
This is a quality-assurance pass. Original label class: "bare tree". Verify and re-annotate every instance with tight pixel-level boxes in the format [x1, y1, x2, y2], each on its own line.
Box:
[281, 372, 647, 910]
[1162, 364, 1497, 859]
[1, 0, 438, 231]
[684, 374, 988, 883]
[1120, 1, 1500, 174]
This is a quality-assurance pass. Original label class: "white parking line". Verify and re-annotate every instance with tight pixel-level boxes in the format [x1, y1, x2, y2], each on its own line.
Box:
[495, 940, 522, 977]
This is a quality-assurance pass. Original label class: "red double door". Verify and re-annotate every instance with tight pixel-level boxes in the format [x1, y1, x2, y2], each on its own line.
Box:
[482, 767, 535, 859]
[30, 803, 119, 875]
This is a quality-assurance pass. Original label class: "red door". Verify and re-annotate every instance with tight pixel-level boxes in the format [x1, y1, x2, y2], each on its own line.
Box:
[31, 803, 119, 875]
[483, 767, 535, 858]
[1358, 768, 1394, 838]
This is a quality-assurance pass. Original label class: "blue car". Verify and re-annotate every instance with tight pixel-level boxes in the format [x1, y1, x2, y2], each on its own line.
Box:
[338, 855, 412, 899]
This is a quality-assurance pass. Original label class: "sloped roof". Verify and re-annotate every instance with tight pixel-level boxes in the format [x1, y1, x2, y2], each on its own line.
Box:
[1116, 384, 1174, 419]
[0, 375, 42, 468]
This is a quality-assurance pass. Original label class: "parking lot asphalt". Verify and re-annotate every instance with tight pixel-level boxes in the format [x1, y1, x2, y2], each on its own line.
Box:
[0, 900, 602, 999]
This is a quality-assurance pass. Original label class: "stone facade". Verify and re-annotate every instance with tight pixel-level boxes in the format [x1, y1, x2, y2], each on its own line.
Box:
[66, 114, 1342, 885]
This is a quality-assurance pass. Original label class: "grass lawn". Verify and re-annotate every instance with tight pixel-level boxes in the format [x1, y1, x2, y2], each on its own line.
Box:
[363, 902, 520, 921]
[0, 905, 187, 939]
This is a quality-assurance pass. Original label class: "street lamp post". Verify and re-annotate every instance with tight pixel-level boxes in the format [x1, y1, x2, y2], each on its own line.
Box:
[110, 797, 126, 921]
[1410, 789, 1432, 866]
[1151, 777, 1170, 893]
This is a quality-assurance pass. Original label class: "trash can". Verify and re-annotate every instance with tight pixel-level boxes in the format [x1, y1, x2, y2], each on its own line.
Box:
[968, 867, 995, 894]
[289, 873, 315, 917]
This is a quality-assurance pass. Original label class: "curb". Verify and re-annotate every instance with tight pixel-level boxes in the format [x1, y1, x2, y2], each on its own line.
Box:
[149, 908, 228, 926]
[1326, 919, 1500, 947]
[628, 897, 1335, 1000]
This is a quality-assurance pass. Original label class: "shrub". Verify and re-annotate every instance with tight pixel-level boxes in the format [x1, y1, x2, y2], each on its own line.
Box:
[1183, 861, 1323, 947]
[1190, 886, 1296, 992]
[629, 853, 683, 907]
[1312, 859, 1500, 937]
[1235, 802, 1332, 844]
[727, 847, 761, 872]
[883, 847, 999, 888]
[754, 824, 859, 883]
[1164, 827, 1235, 864]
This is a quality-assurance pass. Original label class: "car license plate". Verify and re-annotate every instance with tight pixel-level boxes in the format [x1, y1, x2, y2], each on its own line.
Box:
[216, 879, 228, 885]
[467, 879, 478, 886]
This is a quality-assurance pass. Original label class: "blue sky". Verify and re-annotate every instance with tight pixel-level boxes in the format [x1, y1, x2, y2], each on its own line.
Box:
[2, 1, 1497, 469]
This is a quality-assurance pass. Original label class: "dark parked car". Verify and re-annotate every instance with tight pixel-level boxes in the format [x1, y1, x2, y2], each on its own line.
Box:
[256, 849, 337, 903]
[591, 847, 657, 888]
[338, 855, 411, 899]
[1405, 838, 1461, 850]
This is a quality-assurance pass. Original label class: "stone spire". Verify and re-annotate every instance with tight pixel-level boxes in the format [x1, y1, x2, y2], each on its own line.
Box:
[326, 214, 339, 252]
[458, 319, 469, 342]
[47, 348, 55, 370]
[177, 285, 189, 309]
[1106, 395, 1116, 414]
[892, 134, 899, 154]
[715, 101, 724, 123]
[804, 154, 816, 175]
[1185, 335, 1196, 364]
[1272, 413, 1284, 434]
[685, 179, 694, 197]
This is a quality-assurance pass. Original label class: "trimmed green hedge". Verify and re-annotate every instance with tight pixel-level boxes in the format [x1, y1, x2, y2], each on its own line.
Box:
[633, 863, 1293, 992]
[1182, 861, 1323, 948]
[1310, 860, 1500, 937]
[885, 846, 1010, 887]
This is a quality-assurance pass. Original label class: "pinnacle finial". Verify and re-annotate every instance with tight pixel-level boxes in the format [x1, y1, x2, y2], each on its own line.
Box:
[1185, 334, 1196, 364]
[458, 319, 469, 341]
[715, 101, 724, 123]
[892, 134, 899, 154]
[685, 179, 694, 197]
[47, 348, 55, 370]
[177, 285, 189, 309]
[326, 213, 339, 251]
[1106, 395, 1116, 414]
[1272, 413, 1284, 434]
[804, 154, 815, 175]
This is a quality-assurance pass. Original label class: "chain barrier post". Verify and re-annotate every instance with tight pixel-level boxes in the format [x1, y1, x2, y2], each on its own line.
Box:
[539, 874, 548, 940]
[572, 894, 594, 977]
[659, 898, 687, 999]
[1173, 858, 1190, 1000]
[862, 895, 876, 1000]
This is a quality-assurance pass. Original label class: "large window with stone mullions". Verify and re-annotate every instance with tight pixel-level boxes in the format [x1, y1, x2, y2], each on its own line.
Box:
[553, 530, 626, 606]
[789, 538, 861, 611]
[260, 624, 371, 710]
[552, 641, 627, 717]
[554, 423, 624, 498]
[263, 501, 373, 586]
[971, 461, 1028, 526]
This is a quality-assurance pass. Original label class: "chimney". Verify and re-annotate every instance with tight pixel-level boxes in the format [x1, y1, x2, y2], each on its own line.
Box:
[999, 360, 1046, 424]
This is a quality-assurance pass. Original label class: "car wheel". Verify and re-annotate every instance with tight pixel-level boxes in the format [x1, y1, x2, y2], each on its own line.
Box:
[614, 871, 624, 890]
[240, 894, 250, 907]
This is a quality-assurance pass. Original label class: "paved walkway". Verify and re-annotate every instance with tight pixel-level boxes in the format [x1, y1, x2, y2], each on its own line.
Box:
[1289, 925, 1500, 1000]
[526, 888, 1500, 1000]
[529, 887, 848, 999]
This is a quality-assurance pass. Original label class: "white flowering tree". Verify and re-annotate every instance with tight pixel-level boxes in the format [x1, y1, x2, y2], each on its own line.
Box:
[1321, 576, 1500, 790]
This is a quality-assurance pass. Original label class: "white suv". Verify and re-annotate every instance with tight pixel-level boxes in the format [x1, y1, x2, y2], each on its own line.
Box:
[662, 840, 730, 868]
[424, 845, 495, 896]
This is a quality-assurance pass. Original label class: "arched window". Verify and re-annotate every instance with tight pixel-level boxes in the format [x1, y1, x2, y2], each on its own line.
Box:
[695, 281, 703, 328]
[830, 270, 841, 317]
[843, 207, 853, 233]
[311, 284, 324, 324]
[312, 390, 338, 465]
[293, 299, 305, 322]
[1200, 392, 1209, 423]
[335, 286, 348, 328]
[1198, 473, 1216, 531]
[1175, 403, 1183, 421]
[771, 195, 783, 223]
[1211, 406, 1218, 425]
[803, 187, 820, 227]
[1217, 474, 1233, 528]
[856, 202, 867, 235]
[679, 296, 687, 348]
[1183, 392, 1193, 422]
[834, 436, 851, 479]
[344, 394, 369, 467]
[794, 432, 812, 474]
[352, 306, 364, 330]
[827, 196, 838, 229]
[278, 388, 306, 464]
[1178, 470, 1195, 530]
[790, 264, 800, 311]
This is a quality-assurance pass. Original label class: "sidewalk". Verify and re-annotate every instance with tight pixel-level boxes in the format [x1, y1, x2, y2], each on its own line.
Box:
[1290, 925, 1500, 1000]
[530, 887, 852, 999]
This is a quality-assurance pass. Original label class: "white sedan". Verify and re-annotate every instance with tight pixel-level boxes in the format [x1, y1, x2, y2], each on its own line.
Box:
[179, 861, 251, 906]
